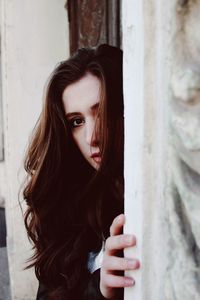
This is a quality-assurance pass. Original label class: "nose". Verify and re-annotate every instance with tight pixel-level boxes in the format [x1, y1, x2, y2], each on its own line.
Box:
[85, 118, 99, 147]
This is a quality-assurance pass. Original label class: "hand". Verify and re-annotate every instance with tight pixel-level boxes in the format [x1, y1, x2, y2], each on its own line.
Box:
[100, 214, 140, 299]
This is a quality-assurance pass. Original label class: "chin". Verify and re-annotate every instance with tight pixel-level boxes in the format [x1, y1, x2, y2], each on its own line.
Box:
[92, 162, 99, 170]
[89, 159, 100, 170]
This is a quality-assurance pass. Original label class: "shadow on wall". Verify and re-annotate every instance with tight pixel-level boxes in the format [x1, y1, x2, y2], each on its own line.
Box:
[0, 207, 11, 300]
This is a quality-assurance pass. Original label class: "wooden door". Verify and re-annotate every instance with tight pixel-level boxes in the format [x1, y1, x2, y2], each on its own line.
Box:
[66, 0, 121, 54]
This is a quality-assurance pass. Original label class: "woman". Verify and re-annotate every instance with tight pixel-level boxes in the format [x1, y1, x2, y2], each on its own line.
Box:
[23, 44, 140, 300]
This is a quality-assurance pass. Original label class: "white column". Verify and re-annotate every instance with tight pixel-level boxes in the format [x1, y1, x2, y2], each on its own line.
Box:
[122, 1, 144, 299]
[1, 1, 69, 299]
[122, 1, 170, 299]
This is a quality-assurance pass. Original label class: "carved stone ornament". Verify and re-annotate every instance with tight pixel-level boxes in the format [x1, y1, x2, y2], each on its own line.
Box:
[166, 1, 200, 299]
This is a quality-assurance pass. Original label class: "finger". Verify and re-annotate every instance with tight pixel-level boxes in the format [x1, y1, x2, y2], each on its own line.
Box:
[105, 234, 136, 255]
[102, 273, 135, 288]
[110, 214, 125, 236]
[103, 256, 140, 271]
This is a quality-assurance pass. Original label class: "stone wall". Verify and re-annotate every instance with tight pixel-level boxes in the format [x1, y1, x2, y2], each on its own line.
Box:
[0, 1, 69, 299]
[167, 1, 200, 299]
[122, 0, 200, 299]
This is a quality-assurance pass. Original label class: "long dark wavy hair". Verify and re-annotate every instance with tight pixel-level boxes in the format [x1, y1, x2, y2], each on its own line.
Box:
[23, 44, 124, 299]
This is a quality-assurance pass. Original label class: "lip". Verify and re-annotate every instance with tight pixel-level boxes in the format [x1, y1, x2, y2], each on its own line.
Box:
[91, 153, 101, 163]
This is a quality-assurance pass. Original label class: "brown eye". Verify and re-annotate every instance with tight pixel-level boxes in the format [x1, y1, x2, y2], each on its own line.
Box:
[70, 118, 84, 128]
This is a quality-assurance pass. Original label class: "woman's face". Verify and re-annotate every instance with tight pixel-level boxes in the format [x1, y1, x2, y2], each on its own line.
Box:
[62, 72, 101, 170]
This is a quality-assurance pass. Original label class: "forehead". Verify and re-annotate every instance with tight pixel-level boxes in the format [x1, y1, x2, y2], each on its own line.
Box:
[62, 72, 101, 114]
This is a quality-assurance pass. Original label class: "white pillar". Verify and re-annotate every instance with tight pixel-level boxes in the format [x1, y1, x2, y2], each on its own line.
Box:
[122, 1, 170, 299]
[1, 1, 69, 299]
[122, 1, 144, 299]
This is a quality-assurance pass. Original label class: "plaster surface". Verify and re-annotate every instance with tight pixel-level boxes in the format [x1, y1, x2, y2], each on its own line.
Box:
[0, 1, 69, 298]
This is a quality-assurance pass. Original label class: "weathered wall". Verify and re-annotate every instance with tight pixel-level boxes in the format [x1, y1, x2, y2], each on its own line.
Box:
[0, 1, 69, 299]
[122, 1, 144, 299]
[123, 0, 200, 300]
[167, 1, 200, 299]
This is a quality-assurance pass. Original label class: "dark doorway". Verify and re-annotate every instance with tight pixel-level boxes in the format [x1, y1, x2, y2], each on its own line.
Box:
[66, 0, 121, 54]
[0, 207, 11, 300]
[0, 207, 6, 247]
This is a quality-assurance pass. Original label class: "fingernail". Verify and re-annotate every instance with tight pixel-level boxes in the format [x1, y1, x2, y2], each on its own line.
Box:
[117, 214, 124, 222]
[125, 235, 134, 245]
[125, 278, 135, 286]
[128, 259, 140, 269]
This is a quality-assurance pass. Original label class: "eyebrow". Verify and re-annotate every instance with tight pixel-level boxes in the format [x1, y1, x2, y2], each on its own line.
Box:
[65, 102, 99, 118]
